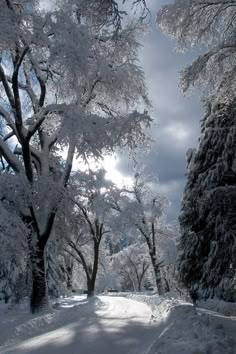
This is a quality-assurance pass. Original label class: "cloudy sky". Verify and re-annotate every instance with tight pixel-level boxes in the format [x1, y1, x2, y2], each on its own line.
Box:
[116, 0, 204, 222]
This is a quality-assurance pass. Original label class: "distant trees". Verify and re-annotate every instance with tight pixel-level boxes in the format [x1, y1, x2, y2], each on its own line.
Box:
[112, 241, 151, 292]
[127, 175, 167, 295]
[63, 169, 118, 297]
[158, 0, 236, 299]
[112, 173, 175, 295]
[0, 0, 151, 312]
[60, 170, 176, 296]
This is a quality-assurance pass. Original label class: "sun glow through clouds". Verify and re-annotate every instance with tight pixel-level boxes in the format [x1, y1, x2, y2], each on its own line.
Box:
[72, 154, 133, 188]
[102, 156, 133, 188]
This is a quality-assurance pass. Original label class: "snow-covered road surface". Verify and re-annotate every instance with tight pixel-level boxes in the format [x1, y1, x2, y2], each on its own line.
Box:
[0, 296, 158, 354]
[1, 294, 235, 354]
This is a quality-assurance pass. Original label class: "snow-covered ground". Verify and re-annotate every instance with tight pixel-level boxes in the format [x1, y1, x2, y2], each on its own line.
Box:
[0, 294, 235, 354]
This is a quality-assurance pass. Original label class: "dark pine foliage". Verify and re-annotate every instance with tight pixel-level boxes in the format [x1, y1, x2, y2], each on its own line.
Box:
[178, 100, 236, 301]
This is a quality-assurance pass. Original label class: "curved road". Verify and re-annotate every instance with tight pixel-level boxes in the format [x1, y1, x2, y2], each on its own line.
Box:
[1, 296, 158, 354]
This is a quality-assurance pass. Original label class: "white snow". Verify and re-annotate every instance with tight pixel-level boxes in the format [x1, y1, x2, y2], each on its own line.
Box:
[127, 294, 236, 354]
[0, 296, 157, 354]
[0, 294, 235, 354]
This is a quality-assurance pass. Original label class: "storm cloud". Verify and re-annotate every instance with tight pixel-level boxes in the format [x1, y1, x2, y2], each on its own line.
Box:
[117, 0, 204, 222]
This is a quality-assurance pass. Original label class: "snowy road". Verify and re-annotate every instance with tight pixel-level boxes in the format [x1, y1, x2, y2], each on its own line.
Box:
[1, 295, 235, 354]
[0, 296, 158, 354]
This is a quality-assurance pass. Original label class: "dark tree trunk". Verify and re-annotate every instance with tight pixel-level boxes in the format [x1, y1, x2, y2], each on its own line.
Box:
[87, 279, 95, 297]
[145, 233, 163, 295]
[4, 294, 10, 304]
[138, 281, 141, 292]
[30, 244, 48, 313]
[153, 261, 163, 295]
[136, 264, 149, 292]
[163, 277, 170, 292]
[87, 241, 99, 298]
[147, 245, 163, 295]
[66, 265, 73, 290]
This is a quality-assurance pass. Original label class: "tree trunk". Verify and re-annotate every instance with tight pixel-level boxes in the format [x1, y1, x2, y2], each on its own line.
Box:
[30, 244, 48, 313]
[153, 262, 164, 295]
[66, 265, 73, 290]
[147, 245, 164, 295]
[163, 277, 170, 292]
[87, 279, 95, 297]
[137, 280, 141, 292]
[4, 294, 10, 304]
[87, 241, 99, 298]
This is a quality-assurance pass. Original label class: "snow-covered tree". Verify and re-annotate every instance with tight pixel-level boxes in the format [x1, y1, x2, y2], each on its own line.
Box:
[63, 169, 119, 297]
[179, 101, 236, 300]
[157, 0, 236, 101]
[0, 0, 151, 312]
[112, 241, 151, 291]
[112, 173, 172, 295]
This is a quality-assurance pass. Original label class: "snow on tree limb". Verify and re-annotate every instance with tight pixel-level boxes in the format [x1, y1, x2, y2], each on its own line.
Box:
[157, 0, 236, 99]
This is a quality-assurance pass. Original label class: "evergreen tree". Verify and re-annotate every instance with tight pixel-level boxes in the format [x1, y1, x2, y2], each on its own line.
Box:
[179, 100, 236, 300]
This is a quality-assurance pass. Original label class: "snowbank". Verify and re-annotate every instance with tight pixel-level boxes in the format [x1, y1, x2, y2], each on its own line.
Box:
[0, 296, 87, 348]
[123, 293, 236, 354]
[198, 299, 236, 316]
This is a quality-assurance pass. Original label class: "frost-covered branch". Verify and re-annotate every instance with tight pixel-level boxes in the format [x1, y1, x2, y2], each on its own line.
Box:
[27, 104, 65, 138]
[0, 138, 23, 173]
[0, 106, 16, 133]
[66, 239, 91, 281]
[12, 45, 29, 135]
[0, 64, 15, 109]
[157, 0, 236, 99]
[28, 54, 46, 109]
